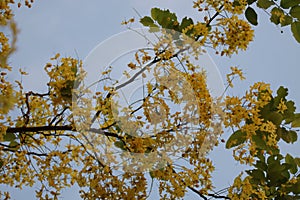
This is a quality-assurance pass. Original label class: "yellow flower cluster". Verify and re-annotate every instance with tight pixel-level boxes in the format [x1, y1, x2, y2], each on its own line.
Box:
[121, 17, 134, 25]
[152, 158, 214, 199]
[0, 0, 14, 25]
[277, 98, 288, 113]
[216, 16, 254, 55]
[143, 97, 169, 125]
[0, 78, 16, 115]
[228, 173, 268, 200]
[0, 0, 34, 24]
[192, 0, 255, 56]
[184, 71, 212, 126]
[249, 82, 272, 108]
[225, 82, 277, 164]
[0, 22, 17, 70]
[153, 31, 177, 60]
[0, 150, 35, 190]
[204, 0, 223, 11]
[0, 32, 11, 64]
[45, 55, 84, 106]
[225, 96, 248, 127]
[228, 174, 254, 199]
[260, 121, 276, 134]
[224, 0, 248, 15]
[0, 23, 18, 138]
[27, 96, 51, 126]
[2, 1, 296, 199]
[226, 66, 246, 87]
[182, 22, 209, 40]
[0, 22, 18, 136]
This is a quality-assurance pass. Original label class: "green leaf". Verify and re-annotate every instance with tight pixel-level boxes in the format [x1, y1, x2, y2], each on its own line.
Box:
[280, 15, 293, 26]
[260, 102, 272, 118]
[294, 157, 300, 166]
[274, 86, 288, 107]
[282, 0, 300, 9]
[2, 132, 16, 142]
[114, 140, 126, 151]
[269, 146, 280, 155]
[267, 156, 291, 186]
[270, 7, 284, 25]
[8, 141, 19, 151]
[252, 133, 268, 150]
[285, 100, 296, 117]
[151, 8, 162, 21]
[285, 153, 298, 174]
[291, 21, 300, 43]
[255, 160, 268, 171]
[150, 8, 178, 29]
[0, 159, 3, 169]
[292, 118, 300, 127]
[282, 130, 298, 143]
[60, 80, 74, 102]
[225, 130, 247, 149]
[279, 128, 298, 143]
[281, 166, 291, 179]
[247, 0, 257, 5]
[149, 171, 155, 179]
[290, 180, 300, 193]
[289, 130, 298, 143]
[277, 127, 287, 139]
[245, 6, 258, 25]
[233, 0, 241, 6]
[247, 169, 265, 181]
[285, 115, 295, 124]
[294, 113, 300, 119]
[71, 65, 78, 75]
[267, 111, 284, 126]
[179, 17, 194, 32]
[257, 151, 266, 162]
[149, 26, 160, 33]
[267, 154, 283, 165]
[267, 167, 283, 185]
[257, 0, 275, 9]
[277, 86, 288, 98]
[140, 16, 156, 27]
[290, 6, 300, 19]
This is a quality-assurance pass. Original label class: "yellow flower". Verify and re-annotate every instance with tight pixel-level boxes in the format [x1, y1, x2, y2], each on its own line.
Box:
[267, 131, 278, 147]
[277, 98, 287, 114]
[226, 66, 245, 87]
[217, 16, 254, 55]
[260, 121, 276, 134]
[224, 0, 248, 15]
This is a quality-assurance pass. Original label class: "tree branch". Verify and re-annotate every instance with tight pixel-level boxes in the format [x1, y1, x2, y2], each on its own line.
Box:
[1, 148, 72, 157]
[6, 125, 123, 140]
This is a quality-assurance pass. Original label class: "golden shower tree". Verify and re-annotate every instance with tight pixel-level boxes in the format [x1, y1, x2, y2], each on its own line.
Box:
[1, 0, 300, 199]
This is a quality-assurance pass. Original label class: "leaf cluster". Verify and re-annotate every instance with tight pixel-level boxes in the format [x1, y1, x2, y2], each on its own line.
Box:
[140, 7, 199, 37]
[226, 86, 300, 198]
[245, 0, 300, 42]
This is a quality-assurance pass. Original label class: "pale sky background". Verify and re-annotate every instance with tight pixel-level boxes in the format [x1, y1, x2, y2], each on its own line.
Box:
[1, 0, 300, 199]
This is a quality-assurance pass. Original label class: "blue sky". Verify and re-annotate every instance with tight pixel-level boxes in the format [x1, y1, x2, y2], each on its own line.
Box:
[2, 0, 300, 199]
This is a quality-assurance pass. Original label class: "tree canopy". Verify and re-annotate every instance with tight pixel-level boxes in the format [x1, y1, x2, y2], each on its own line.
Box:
[1, 0, 300, 199]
